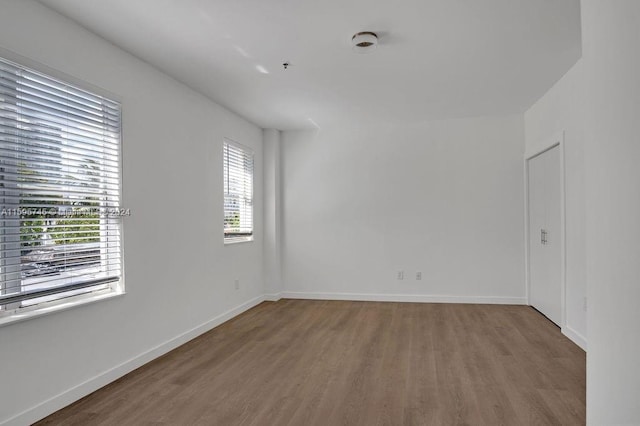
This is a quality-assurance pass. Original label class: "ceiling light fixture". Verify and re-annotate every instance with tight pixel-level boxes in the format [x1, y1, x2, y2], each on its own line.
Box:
[351, 31, 378, 53]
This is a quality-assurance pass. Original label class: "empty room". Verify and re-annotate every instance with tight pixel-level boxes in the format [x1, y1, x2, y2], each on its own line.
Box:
[0, 0, 639, 425]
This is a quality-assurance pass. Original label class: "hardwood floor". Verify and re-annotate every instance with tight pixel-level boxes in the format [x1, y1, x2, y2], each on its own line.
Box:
[37, 300, 586, 425]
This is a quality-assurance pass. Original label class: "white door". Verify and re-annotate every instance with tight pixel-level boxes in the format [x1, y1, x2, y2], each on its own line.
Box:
[528, 145, 562, 325]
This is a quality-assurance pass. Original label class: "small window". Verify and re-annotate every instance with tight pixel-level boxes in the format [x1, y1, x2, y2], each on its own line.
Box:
[0, 57, 123, 318]
[223, 139, 253, 243]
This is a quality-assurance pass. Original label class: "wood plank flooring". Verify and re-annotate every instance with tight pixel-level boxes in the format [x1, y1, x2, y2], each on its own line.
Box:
[37, 300, 586, 425]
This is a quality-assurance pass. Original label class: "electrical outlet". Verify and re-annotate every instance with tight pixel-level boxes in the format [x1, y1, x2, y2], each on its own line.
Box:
[416, 272, 422, 280]
[234, 279, 240, 290]
[397, 271, 404, 280]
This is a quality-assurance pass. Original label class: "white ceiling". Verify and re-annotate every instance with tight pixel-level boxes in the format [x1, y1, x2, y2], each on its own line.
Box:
[39, 0, 581, 130]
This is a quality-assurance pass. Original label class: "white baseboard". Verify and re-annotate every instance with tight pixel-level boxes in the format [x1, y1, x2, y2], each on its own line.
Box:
[280, 291, 527, 305]
[2, 295, 267, 426]
[562, 325, 588, 351]
[263, 292, 282, 302]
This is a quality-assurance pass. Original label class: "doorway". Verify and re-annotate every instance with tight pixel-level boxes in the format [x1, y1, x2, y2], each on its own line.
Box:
[526, 139, 564, 326]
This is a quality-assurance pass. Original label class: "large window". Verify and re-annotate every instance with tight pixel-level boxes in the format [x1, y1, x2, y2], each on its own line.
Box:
[223, 139, 253, 243]
[0, 57, 123, 317]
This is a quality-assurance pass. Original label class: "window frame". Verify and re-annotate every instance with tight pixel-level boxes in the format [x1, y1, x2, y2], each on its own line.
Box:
[223, 138, 254, 245]
[0, 51, 125, 326]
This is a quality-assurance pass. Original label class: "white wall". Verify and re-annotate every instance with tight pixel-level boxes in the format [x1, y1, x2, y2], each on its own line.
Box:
[262, 129, 282, 298]
[581, 1, 640, 423]
[281, 115, 525, 303]
[524, 60, 587, 349]
[0, 1, 264, 424]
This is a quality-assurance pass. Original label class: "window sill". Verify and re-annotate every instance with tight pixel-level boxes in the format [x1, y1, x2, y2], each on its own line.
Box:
[224, 236, 254, 245]
[0, 288, 124, 328]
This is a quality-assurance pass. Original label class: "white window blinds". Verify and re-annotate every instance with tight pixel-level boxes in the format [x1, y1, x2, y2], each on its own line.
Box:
[0, 57, 122, 311]
[223, 140, 253, 242]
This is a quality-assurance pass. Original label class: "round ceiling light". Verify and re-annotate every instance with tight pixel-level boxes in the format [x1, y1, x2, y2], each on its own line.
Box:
[351, 31, 378, 53]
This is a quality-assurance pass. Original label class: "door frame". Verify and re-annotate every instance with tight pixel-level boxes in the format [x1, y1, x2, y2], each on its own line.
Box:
[524, 131, 567, 328]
